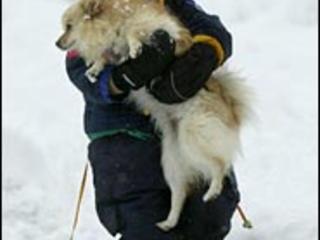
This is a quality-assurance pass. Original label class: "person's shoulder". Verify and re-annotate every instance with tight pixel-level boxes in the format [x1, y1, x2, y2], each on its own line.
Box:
[166, 0, 202, 9]
[185, 0, 203, 10]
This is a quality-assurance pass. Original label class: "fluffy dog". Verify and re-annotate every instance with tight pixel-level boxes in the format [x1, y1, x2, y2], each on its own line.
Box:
[56, 0, 252, 231]
[56, 0, 192, 80]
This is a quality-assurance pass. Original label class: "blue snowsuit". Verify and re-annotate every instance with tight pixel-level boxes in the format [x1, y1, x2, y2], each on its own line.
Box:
[65, 0, 240, 239]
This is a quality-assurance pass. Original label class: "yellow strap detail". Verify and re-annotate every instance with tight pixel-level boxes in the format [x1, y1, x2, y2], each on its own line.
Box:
[69, 162, 89, 240]
[193, 34, 225, 66]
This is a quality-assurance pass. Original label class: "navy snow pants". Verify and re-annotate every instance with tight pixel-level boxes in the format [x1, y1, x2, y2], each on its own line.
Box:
[88, 134, 240, 240]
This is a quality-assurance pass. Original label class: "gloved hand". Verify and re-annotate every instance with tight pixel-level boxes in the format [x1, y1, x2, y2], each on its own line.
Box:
[111, 29, 176, 92]
[147, 43, 219, 104]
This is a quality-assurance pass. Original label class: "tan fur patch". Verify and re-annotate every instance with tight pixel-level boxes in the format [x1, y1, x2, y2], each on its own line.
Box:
[204, 78, 240, 128]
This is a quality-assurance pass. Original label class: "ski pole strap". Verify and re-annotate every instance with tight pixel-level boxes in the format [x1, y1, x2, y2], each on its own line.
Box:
[69, 162, 89, 240]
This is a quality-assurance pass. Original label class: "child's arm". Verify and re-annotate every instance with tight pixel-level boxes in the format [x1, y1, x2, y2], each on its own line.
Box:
[147, 0, 233, 103]
[66, 53, 121, 105]
[166, 0, 232, 64]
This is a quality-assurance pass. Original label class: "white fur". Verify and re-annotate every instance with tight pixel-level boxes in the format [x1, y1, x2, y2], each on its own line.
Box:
[129, 69, 252, 230]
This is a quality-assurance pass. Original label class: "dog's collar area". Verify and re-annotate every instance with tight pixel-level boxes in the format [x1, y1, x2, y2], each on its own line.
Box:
[66, 50, 80, 59]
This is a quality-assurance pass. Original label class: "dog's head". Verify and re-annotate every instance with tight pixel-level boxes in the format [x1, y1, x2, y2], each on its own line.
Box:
[55, 0, 107, 51]
[56, 3, 84, 50]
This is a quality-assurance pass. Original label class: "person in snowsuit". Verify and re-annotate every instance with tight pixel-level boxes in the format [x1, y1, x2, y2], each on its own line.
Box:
[65, 0, 240, 239]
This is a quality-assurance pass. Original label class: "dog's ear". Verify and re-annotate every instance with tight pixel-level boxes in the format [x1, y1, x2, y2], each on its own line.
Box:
[83, 0, 104, 18]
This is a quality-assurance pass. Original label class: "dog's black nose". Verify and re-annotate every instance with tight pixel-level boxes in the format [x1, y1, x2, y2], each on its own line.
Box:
[55, 40, 61, 49]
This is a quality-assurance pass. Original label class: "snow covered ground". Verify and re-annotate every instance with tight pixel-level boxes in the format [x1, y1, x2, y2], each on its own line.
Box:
[3, 0, 318, 239]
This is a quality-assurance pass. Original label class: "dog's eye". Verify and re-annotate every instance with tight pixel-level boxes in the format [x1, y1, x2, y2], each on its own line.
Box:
[66, 24, 72, 30]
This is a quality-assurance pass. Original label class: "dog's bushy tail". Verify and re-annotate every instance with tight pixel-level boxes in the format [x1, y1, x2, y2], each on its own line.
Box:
[209, 68, 254, 126]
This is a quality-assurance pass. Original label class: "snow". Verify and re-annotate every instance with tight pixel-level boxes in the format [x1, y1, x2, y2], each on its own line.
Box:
[3, 0, 318, 239]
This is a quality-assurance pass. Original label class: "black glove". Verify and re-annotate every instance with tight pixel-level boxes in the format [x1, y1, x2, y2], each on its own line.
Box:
[147, 43, 219, 104]
[112, 30, 176, 92]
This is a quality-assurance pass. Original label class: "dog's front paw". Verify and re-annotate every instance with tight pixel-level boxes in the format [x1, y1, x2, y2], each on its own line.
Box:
[156, 219, 177, 232]
[128, 39, 142, 59]
[85, 69, 99, 83]
[174, 30, 193, 56]
[85, 65, 103, 83]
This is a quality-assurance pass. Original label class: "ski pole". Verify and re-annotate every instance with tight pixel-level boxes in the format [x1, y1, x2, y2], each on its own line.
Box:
[69, 162, 89, 240]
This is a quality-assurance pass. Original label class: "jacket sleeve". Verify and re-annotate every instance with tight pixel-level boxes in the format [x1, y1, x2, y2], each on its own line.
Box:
[65, 53, 126, 105]
[166, 0, 232, 65]
[146, 0, 233, 104]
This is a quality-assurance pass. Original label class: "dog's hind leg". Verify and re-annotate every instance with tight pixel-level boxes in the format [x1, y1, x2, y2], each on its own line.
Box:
[156, 183, 187, 231]
[156, 134, 189, 231]
[126, 33, 143, 59]
[202, 158, 226, 202]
